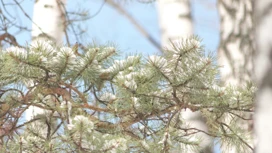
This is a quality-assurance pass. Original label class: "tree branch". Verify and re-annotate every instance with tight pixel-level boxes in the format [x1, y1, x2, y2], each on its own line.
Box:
[106, 0, 162, 52]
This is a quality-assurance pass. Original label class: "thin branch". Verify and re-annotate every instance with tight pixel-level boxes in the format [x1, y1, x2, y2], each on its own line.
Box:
[106, 0, 162, 52]
[13, 0, 45, 35]
[0, 33, 21, 47]
[89, 0, 107, 18]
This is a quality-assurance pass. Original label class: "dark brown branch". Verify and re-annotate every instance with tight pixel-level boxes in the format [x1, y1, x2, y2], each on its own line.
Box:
[0, 33, 20, 47]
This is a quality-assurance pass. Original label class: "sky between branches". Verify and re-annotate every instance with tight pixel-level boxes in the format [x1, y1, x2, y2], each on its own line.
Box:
[3, 0, 219, 55]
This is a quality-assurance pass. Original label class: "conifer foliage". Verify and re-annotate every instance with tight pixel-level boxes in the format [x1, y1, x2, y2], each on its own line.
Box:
[0, 38, 254, 152]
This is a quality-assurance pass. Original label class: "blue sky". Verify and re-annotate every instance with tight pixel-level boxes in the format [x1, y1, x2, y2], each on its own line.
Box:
[2, 0, 220, 152]
[4, 0, 219, 55]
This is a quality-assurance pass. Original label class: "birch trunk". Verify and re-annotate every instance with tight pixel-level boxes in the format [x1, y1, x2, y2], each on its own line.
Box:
[217, 0, 254, 152]
[157, 1, 212, 152]
[254, 0, 272, 152]
[218, 0, 254, 86]
[157, 0, 193, 48]
[26, 0, 66, 121]
[31, 0, 66, 45]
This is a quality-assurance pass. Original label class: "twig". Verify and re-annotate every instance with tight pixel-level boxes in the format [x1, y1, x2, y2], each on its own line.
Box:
[0, 33, 21, 47]
[13, 0, 45, 35]
[106, 0, 162, 52]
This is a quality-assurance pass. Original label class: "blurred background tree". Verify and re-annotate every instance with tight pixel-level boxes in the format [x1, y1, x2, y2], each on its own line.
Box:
[0, 0, 260, 152]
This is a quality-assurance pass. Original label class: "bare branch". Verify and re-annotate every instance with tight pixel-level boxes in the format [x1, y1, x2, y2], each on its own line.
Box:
[106, 0, 162, 52]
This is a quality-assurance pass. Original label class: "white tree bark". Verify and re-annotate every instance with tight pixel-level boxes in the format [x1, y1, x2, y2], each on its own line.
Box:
[218, 0, 254, 86]
[26, 0, 66, 121]
[157, 0, 193, 48]
[217, 0, 254, 152]
[254, 0, 272, 152]
[157, 1, 212, 152]
[31, 0, 66, 45]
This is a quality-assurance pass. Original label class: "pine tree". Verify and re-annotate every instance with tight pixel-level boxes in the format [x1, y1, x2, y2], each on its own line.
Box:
[157, 1, 213, 152]
[0, 37, 254, 152]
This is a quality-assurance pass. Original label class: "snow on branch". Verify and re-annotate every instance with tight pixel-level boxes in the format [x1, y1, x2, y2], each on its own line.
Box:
[0, 39, 254, 152]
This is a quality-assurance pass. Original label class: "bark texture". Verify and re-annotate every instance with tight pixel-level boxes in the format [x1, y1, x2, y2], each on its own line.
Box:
[254, 0, 272, 152]
[217, 0, 255, 152]
[218, 0, 254, 86]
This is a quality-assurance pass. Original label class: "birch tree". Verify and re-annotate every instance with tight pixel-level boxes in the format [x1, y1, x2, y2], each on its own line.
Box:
[157, 0, 212, 152]
[254, 0, 272, 152]
[31, 0, 66, 45]
[217, 0, 255, 152]
[25, 0, 67, 124]
[22, 0, 67, 140]
[157, 0, 193, 47]
[218, 0, 254, 86]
